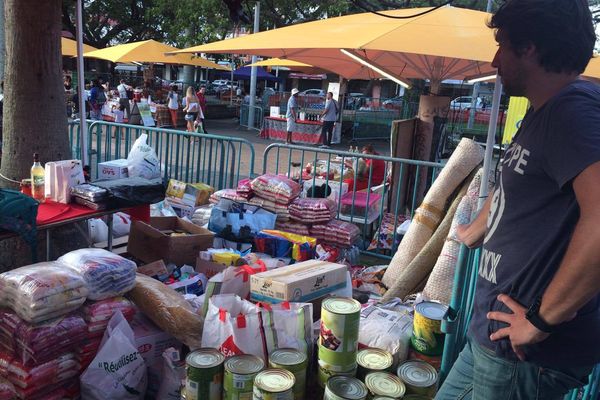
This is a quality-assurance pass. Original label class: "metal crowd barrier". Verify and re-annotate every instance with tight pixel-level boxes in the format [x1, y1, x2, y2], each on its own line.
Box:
[262, 143, 444, 259]
[69, 120, 255, 190]
[239, 104, 264, 131]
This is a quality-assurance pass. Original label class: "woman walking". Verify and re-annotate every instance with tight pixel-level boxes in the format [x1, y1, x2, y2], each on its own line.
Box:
[183, 86, 200, 132]
[167, 85, 179, 128]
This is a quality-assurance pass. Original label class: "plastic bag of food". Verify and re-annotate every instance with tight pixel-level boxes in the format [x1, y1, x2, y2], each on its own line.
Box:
[82, 297, 136, 338]
[156, 348, 185, 400]
[80, 311, 147, 400]
[358, 305, 413, 362]
[250, 174, 301, 204]
[0, 263, 88, 324]
[128, 274, 204, 349]
[0, 311, 86, 366]
[0, 376, 15, 400]
[58, 249, 137, 301]
[127, 133, 160, 179]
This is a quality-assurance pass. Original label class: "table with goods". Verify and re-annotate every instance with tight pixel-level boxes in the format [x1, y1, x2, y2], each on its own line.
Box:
[0, 137, 489, 399]
[260, 114, 341, 145]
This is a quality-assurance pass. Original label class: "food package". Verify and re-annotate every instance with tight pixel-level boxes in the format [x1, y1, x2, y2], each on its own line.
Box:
[0, 311, 86, 367]
[310, 220, 361, 248]
[128, 273, 204, 349]
[57, 249, 137, 301]
[0, 351, 80, 399]
[288, 197, 336, 223]
[82, 297, 136, 338]
[0, 376, 15, 400]
[250, 174, 301, 204]
[156, 348, 185, 400]
[80, 311, 147, 400]
[70, 184, 109, 202]
[0, 263, 88, 324]
[209, 189, 248, 204]
[358, 305, 413, 362]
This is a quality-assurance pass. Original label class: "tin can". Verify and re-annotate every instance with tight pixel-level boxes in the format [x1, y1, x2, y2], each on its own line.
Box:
[224, 354, 265, 400]
[319, 298, 361, 366]
[324, 376, 368, 400]
[269, 348, 307, 400]
[318, 360, 357, 388]
[253, 368, 295, 400]
[371, 397, 397, 400]
[397, 360, 438, 397]
[364, 372, 405, 399]
[356, 348, 393, 381]
[185, 349, 225, 400]
[410, 302, 448, 356]
[408, 348, 442, 371]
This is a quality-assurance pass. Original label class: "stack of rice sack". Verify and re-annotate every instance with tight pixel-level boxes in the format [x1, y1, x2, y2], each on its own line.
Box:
[236, 178, 254, 201]
[289, 197, 336, 224]
[209, 189, 248, 204]
[275, 220, 311, 236]
[249, 174, 301, 221]
[0, 262, 88, 399]
[78, 297, 136, 371]
[310, 220, 361, 248]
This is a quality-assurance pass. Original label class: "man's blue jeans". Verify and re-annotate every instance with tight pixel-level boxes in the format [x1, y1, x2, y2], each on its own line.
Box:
[435, 338, 592, 400]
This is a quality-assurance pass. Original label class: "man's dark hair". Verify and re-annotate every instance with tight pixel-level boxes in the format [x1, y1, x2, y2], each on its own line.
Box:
[488, 0, 595, 74]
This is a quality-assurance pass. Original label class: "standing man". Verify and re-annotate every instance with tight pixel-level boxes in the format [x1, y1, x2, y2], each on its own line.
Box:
[117, 79, 132, 121]
[320, 92, 338, 148]
[286, 88, 299, 144]
[89, 79, 106, 121]
[436, 1, 600, 399]
[196, 85, 208, 132]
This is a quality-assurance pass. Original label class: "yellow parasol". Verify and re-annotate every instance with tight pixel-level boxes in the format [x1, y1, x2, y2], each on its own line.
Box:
[84, 39, 230, 70]
[61, 37, 97, 57]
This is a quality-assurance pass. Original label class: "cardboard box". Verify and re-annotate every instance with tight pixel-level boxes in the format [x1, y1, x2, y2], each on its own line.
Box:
[127, 216, 214, 266]
[98, 159, 128, 180]
[137, 260, 168, 278]
[166, 179, 214, 206]
[196, 258, 229, 279]
[250, 260, 347, 303]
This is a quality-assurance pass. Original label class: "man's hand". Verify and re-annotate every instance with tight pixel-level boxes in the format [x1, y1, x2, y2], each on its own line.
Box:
[487, 294, 549, 361]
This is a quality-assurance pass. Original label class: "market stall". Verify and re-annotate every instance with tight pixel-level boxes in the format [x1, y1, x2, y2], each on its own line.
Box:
[260, 116, 341, 145]
[151, 104, 185, 128]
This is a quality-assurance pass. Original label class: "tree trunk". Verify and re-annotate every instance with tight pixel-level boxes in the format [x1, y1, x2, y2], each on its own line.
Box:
[0, 0, 5, 81]
[0, 0, 70, 186]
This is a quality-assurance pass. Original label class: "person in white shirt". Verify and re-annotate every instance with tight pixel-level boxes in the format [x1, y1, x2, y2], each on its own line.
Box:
[183, 86, 200, 132]
[111, 104, 125, 123]
[167, 85, 179, 128]
[117, 79, 132, 121]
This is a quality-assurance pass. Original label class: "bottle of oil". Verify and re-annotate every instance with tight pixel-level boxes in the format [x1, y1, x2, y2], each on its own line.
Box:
[31, 153, 45, 202]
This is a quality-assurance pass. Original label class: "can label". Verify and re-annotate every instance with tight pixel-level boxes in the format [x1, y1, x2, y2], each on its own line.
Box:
[224, 372, 256, 400]
[319, 306, 359, 367]
[186, 377, 222, 400]
[317, 361, 357, 388]
[252, 386, 294, 400]
[411, 310, 444, 356]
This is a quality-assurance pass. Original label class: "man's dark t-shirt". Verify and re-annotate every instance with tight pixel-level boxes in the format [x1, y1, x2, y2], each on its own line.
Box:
[469, 80, 600, 367]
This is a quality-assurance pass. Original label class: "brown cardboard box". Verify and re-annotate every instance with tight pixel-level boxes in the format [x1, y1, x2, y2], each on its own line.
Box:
[138, 260, 168, 277]
[195, 258, 229, 279]
[127, 216, 214, 266]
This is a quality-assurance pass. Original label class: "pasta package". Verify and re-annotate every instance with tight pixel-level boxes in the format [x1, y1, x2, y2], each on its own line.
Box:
[0, 263, 88, 324]
[58, 249, 137, 301]
[128, 274, 204, 349]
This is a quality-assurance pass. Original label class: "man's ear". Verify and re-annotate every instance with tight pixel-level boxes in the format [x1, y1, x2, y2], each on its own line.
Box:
[517, 41, 537, 59]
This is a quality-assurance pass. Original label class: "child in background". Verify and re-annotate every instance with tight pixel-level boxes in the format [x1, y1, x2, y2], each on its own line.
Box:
[111, 104, 125, 123]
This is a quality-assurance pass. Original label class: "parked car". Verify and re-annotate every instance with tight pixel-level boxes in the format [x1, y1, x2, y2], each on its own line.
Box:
[344, 92, 366, 108]
[212, 79, 231, 87]
[450, 96, 483, 110]
[382, 96, 405, 107]
[300, 89, 326, 97]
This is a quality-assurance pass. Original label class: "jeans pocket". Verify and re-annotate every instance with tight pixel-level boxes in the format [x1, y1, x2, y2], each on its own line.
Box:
[536, 366, 592, 399]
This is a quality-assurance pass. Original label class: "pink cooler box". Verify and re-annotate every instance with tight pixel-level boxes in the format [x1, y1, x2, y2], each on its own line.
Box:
[340, 192, 381, 217]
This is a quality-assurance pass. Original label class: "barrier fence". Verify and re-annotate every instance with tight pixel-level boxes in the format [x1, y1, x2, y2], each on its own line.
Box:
[239, 104, 264, 131]
[69, 120, 255, 190]
[262, 143, 444, 259]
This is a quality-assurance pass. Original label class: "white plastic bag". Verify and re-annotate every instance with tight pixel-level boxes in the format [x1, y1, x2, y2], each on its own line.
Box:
[156, 348, 186, 400]
[258, 301, 313, 356]
[89, 218, 109, 243]
[358, 305, 413, 362]
[127, 134, 160, 179]
[113, 212, 132, 237]
[201, 294, 272, 362]
[81, 310, 147, 399]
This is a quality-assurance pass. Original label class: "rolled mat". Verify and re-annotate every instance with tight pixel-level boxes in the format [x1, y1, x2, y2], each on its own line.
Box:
[422, 168, 482, 304]
[381, 175, 471, 302]
[381, 138, 484, 288]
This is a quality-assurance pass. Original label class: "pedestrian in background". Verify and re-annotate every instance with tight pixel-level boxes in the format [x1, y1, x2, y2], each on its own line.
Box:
[320, 91, 338, 148]
[117, 79, 132, 121]
[286, 88, 299, 144]
[167, 85, 179, 128]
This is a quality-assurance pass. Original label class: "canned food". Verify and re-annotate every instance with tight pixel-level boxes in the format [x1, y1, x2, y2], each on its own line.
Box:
[224, 354, 265, 400]
[253, 368, 295, 400]
[364, 372, 405, 399]
[269, 348, 307, 400]
[324, 376, 368, 400]
[371, 397, 397, 400]
[319, 298, 361, 365]
[408, 348, 442, 371]
[397, 360, 438, 397]
[411, 302, 448, 356]
[356, 348, 393, 380]
[185, 349, 225, 400]
[318, 360, 357, 388]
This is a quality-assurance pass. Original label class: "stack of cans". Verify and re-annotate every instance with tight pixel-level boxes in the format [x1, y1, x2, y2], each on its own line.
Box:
[223, 354, 264, 400]
[409, 301, 449, 370]
[318, 298, 362, 387]
[269, 348, 307, 400]
[184, 348, 225, 400]
[397, 360, 438, 398]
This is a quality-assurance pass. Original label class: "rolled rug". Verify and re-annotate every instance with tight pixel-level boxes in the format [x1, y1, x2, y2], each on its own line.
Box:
[382, 138, 484, 288]
[381, 173, 471, 302]
[422, 168, 493, 304]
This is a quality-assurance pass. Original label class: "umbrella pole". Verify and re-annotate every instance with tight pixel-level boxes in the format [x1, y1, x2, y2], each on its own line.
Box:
[248, 1, 260, 130]
[478, 77, 502, 209]
[76, 0, 88, 166]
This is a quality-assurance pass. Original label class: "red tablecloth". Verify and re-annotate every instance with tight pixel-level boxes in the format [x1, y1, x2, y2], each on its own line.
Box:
[260, 117, 323, 145]
[36, 201, 150, 225]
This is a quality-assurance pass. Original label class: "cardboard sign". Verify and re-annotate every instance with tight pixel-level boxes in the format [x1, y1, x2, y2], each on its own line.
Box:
[136, 101, 156, 127]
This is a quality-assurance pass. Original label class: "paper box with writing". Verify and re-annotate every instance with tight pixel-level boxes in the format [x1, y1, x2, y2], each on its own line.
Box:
[250, 260, 347, 303]
[98, 159, 129, 180]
